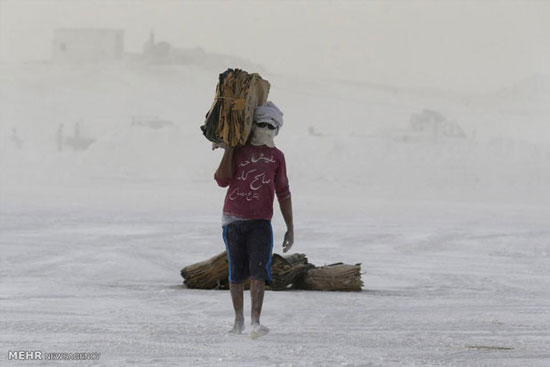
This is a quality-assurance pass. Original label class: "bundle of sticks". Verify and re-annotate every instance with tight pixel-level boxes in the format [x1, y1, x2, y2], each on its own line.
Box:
[270, 253, 315, 290]
[294, 263, 363, 292]
[180, 252, 229, 290]
[180, 252, 363, 292]
[201, 68, 270, 147]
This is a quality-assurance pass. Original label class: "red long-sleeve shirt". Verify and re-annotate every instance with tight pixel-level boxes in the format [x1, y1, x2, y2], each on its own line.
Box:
[215, 145, 291, 221]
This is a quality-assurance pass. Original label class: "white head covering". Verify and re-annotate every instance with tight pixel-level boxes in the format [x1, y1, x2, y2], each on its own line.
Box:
[253, 101, 284, 135]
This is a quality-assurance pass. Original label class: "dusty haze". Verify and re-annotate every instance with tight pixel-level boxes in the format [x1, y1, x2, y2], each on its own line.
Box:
[1, 0, 549, 92]
[1, 1, 549, 206]
[2, 2, 550, 366]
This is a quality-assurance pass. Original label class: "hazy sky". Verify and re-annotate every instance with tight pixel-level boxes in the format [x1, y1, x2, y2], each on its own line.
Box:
[0, 0, 549, 92]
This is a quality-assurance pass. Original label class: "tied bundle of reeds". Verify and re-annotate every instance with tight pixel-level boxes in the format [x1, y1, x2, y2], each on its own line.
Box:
[270, 253, 315, 290]
[180, 252, 229, 289]
[295, 263, 364, 292]
[201, 68, 270, 147]
[180, 253, 363, 292]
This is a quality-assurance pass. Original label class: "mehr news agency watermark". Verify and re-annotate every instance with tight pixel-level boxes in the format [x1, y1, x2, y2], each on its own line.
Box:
[8, 350, 101, 361]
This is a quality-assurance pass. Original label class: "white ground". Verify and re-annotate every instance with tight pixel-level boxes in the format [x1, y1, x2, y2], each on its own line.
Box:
[1, 64, 550, 366]
[2, 189, 550, 366]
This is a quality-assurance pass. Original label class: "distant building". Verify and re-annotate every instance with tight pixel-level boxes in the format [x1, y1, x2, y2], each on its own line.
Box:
[140, 30, 265, 72]
[49, 28, 264, 71]
[142, 31, 172, 64]
[52, 28, 124, 64]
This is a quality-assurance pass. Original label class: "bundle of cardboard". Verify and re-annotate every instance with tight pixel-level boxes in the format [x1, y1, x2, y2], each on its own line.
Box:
[201, 68, 270, 147]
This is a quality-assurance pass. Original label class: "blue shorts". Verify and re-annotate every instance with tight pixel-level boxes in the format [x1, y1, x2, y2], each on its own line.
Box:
[222, 219, 273, 285]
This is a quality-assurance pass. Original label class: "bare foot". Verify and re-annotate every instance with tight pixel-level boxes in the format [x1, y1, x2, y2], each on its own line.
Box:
[228, 318, 245, 334]
[248, 323, 269, 339]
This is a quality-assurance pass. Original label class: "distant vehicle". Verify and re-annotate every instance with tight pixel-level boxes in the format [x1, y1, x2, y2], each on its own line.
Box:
[131, 116, 174, 130]
[384, 109, 466, 143]
[410, 109, 466, 138]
